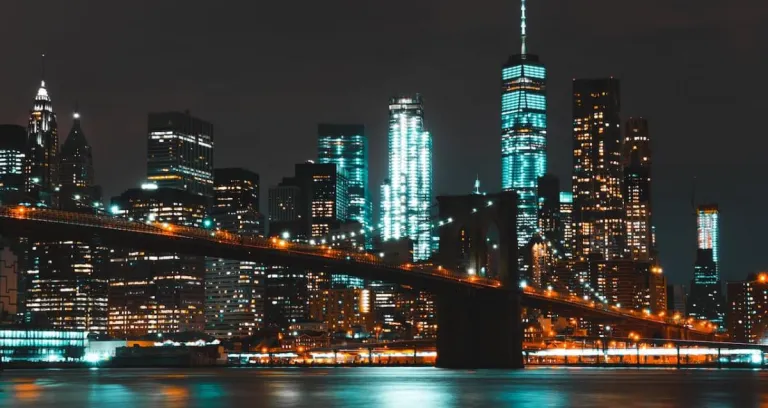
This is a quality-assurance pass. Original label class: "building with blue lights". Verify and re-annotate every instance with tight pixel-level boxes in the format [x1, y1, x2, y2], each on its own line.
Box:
[318, 124, 371, 231]
[381, 95, 433, 262]
[501, 0, 547, 253]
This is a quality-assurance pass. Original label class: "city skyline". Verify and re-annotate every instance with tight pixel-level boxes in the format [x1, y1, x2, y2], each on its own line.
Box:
[0, 0, 767, 285]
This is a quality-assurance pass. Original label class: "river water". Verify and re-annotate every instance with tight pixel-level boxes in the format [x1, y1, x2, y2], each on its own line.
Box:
[0, 367, 766, 407]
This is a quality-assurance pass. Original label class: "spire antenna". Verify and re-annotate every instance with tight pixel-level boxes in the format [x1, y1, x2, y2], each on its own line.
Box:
[41, 53, 45, 82]
[520, 0, 527, 56]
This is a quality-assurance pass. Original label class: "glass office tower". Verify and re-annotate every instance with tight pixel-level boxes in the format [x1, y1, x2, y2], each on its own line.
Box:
[501, 0, 547, 250]
[318, 124, 370, 230]
[381, 95, 433, 261]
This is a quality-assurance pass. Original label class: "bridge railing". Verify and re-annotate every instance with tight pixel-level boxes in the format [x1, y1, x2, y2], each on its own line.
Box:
[0, 206, 499, 288]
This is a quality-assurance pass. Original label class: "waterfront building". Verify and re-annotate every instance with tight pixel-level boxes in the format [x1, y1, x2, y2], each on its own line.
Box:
[25, 109, 108, 333]
[108, 187, 207, 336]
[380, 95, 433, 261]
[559, 191, 574, 259]
[572, 78, 624, 260]
[727, 273, 768, 344]
[501, 0, 547, 251]
[205, 168, 265, 338]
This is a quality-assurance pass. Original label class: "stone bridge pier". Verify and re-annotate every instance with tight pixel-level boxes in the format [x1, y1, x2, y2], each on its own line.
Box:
[434, 191, 522, 369]
[436, 286, 522, 368]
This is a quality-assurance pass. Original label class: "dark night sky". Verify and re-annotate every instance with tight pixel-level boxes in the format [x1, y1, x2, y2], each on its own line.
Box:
[1, 0, 767, 284]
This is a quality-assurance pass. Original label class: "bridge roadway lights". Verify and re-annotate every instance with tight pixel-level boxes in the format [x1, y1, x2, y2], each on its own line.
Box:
[436, 286, 522, 369]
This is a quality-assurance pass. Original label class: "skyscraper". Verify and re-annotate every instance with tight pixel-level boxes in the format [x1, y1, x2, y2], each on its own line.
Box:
[687, 204, 724, 327]
[147, 111, 214, 197]
[205, 168, 265, 338]
[268, 162, 349, 240]
[0, 125, 27, 204]
[697, 204, 720, 273]
[537, 174, 560, 244]
[59, 109, 101, 211]
[381, 95, 433, 261]
[572, 78, 624, 260]
[559, 191, 574, 259]
[623, 117, 653, 261]
[24, 75, 58, 206]
[501, 0, 547, 250]
[318, 124, 371, 230]
[26, 109, 108, 333]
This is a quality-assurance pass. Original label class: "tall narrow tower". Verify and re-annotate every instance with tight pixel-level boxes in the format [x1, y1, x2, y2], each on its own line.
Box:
[381, 95, 433, 261]
[501, 0, 547, 250]
[572, 78, 624, 260]
[623, 117, 653, 261]
[25, 55, 59, 206]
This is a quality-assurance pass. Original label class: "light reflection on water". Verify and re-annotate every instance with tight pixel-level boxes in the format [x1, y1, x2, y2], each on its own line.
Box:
[0, 367, 765, 408]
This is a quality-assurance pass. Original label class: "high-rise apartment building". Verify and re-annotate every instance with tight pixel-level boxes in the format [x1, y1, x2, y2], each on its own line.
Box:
[381, 95, 433, 261]
[108, 187, 207, 336]
[501, 0, 547, 251]
[687, 204, 724, 327]
[205, 168, 265, 338]
[623, 117, 653, 261]
[572, 78, 624, 260]
[147, 111, 214, 197]
[727, 273, 768, 344]
[24, 77, 58, 206]
[318, 124, 371, 230]
[0, 125, 27, 204]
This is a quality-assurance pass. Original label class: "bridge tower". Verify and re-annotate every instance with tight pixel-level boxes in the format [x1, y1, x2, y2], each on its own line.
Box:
[434, 191, 522, 368]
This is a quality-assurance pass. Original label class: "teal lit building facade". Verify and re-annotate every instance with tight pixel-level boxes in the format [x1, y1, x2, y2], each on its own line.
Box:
[687, 204, 724, 328]
[0, 329, 87, 362]
[501, 0, 547, 250]
[317, 124, 371, 230]
[381, 95, 433, 262]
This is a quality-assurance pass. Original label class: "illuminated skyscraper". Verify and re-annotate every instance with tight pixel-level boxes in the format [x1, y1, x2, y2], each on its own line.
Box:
[572, 78, 624, 260]
[205, 168, 265, 338]
[26, 109, 108, 333]
[559, 191, 574, 259]
[147, 111, 214, 197]
[501, 0, 547, 249]
[696, 205, 720, 272]
[0, 125, 26, 204]
[318, 124, 371, 230]
[25, 71, 58, 206]
[623, 118, 653, 261]
[381, 95, 433, 261]
[687, 204, 724, 327]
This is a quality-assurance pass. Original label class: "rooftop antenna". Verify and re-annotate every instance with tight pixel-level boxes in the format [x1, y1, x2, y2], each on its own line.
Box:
[520, 0, 528, 57]
[41, 53, 45, 83]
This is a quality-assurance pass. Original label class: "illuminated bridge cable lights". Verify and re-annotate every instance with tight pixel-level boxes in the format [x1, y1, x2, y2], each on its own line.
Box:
[1, 206, 717, 332]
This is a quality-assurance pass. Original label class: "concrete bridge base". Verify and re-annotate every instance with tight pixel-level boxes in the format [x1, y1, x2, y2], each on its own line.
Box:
[436, 287, 522, 369]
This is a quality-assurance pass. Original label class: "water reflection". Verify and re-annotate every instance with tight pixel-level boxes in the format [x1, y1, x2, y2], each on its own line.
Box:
[0, 367, 765, 407]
